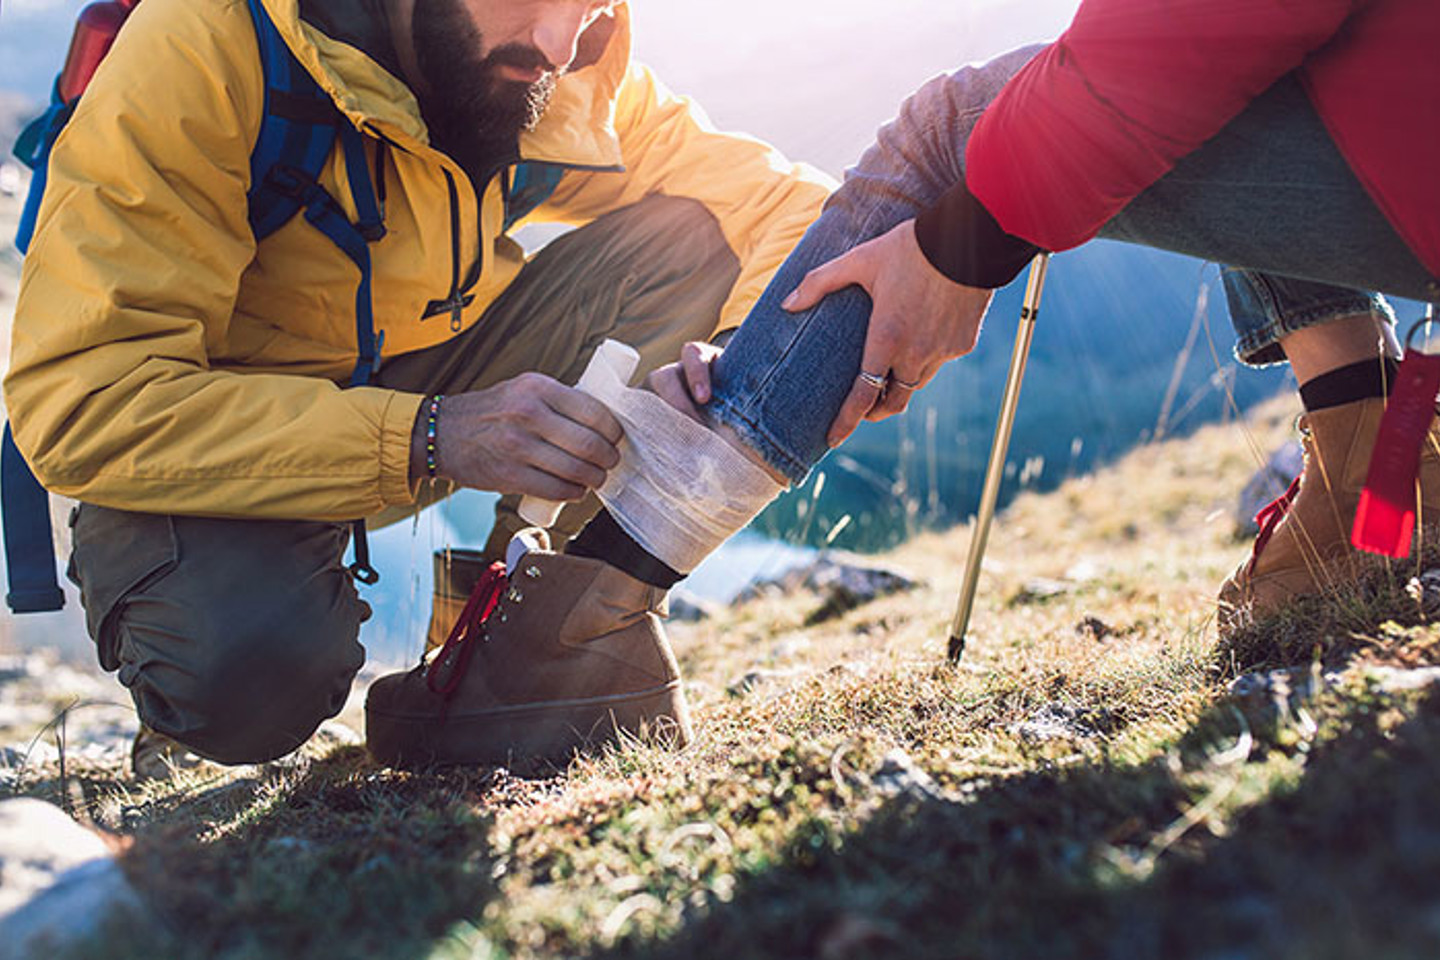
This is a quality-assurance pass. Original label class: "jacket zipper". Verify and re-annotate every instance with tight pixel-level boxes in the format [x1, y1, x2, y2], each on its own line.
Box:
[422, 169, 477, 331]
[416, 148, 622, 331]
[424, 154, 515, 330]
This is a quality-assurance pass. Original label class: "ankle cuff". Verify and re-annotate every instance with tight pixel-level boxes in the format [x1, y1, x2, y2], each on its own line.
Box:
[567, 511, 683, 589]
[1299, 357, 1400, 412]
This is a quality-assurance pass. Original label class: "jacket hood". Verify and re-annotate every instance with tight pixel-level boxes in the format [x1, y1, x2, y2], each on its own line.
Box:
[260, 0, 628, 168]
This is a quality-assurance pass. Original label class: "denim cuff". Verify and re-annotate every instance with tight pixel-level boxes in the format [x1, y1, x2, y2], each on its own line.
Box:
[1224, 268, 1397, 368]
[704, 396, 812, 488]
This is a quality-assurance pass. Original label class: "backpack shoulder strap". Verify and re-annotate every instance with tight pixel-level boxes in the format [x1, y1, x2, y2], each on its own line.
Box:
[243, 0, 342, 240]
[1, 427, 65, 613]
[242, 0, 385, 585]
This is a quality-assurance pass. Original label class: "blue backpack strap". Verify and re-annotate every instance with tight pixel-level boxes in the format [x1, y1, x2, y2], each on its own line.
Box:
[5, 82, 73, 612]
[244, 0, 339, 241]
[2, 426, 65, 613]
[243, 0, 385, 584]
[12, 81, 74, 255]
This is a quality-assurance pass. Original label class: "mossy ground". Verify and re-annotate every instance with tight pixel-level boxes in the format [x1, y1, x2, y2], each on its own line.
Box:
[6, 395, 1440, 959]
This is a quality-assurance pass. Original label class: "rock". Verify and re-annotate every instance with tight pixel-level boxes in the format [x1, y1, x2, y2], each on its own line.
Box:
[1008, 578, 1072, 606]
[1075, 616, 1114, 642]
[726, 667, 804, 697]
[804, 560, 919, 624]
[1404, 570, 1440, 618]
[0, 799, 149, 959]
[0, 652, 136, 775]
[666, 589, 720, 623]
[1235, 442, 1304, 537]
[1230, 663, 1440, 729]
[314, 720, 363, 747]
[1011, 704, 1111, 742]
[1227, 666, 1340, 727]
[1366, 665, 1440, 694]
[735, 555, 919, 624]
[772, 635, 812, 659]
[870, 749, 945, 802]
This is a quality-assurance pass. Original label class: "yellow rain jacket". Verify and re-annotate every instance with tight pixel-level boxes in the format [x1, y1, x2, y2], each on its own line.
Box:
[5, 0, 832, 522]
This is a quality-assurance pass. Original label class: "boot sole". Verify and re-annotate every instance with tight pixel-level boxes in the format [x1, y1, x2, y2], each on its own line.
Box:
[365, 682, 693, 768]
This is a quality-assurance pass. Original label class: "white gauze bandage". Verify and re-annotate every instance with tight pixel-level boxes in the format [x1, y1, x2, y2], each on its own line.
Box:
[585, 359, 786, 574]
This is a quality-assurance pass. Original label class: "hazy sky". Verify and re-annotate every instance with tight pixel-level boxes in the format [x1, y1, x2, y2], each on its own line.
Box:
[1, 0, 1085, 172]
[631, 0, 1083, 173]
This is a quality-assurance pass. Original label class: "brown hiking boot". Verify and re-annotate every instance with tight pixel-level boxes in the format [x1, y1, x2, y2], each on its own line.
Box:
[365, 536, 693, 768]
[1218, 396, 1440, 633]
[131, 724, 203, 782]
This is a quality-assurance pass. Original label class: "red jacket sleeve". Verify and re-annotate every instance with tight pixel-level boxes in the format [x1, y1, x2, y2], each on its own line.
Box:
[964, 0, 1365, 255]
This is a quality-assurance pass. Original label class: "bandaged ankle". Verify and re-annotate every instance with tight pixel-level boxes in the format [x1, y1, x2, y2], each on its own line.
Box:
[585, 370, 787, 574]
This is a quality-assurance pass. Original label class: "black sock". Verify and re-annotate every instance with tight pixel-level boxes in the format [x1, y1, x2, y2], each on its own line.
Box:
[1298, 357, 1401, 412]
[566, 510, 683, 589]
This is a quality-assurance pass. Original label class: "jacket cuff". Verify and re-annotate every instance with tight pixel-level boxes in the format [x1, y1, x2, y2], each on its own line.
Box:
[913, 177, 1042, 289]
[379, 389, 424, 507]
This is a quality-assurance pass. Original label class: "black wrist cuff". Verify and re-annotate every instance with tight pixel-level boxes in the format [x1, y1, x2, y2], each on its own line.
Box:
[913, 178, 1041, 289]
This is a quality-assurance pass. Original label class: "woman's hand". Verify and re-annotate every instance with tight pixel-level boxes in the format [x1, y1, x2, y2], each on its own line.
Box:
[781, 218, 995, 447]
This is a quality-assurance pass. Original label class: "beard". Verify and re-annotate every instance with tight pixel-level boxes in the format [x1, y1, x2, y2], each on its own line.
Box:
[411, 0, 561, 177]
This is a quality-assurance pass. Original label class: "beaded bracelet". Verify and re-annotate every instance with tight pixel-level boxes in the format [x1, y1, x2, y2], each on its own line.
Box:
[425, 394, 444, 480]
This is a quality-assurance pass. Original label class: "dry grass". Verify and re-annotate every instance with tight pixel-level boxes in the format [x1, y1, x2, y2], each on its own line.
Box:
[4, 392, 1440, 959]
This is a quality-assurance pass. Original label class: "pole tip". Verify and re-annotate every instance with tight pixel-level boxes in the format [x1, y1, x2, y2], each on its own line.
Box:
[946, 635, 965, 664]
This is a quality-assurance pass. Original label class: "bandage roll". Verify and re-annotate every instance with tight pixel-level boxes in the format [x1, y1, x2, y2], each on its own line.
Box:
[518, 340, 641, 528]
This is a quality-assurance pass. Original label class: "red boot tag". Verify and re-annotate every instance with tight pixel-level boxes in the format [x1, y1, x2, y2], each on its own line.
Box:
[1352, 347, 1440, 557]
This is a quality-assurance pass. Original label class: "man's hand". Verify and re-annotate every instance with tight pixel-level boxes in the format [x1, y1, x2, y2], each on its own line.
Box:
[781, 218, 995, 447]
[644, 340, 723, 424]
[410, 373, 623, 500]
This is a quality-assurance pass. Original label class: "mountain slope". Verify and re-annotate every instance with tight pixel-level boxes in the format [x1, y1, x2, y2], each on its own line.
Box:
[6, 392, 1440, 959]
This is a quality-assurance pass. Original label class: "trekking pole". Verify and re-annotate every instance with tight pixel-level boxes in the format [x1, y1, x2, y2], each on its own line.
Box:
[948, 253, 1052, 663]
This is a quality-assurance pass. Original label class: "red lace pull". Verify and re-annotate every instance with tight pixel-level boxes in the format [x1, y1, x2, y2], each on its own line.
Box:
[425, 561, 507, 697]
[1353, 349, 1440, 558]
[1247, 474, 1301, 576]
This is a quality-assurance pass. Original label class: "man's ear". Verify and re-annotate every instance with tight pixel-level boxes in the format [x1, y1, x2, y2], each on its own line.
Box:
[572, 9, 617, 71]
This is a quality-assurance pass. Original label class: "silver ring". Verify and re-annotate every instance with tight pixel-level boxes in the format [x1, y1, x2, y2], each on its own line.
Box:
[857, 371, 888, 391]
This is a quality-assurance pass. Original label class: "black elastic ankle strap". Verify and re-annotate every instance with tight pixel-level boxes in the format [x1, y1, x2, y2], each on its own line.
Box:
[566, 510, 683, 589]
[1299, 357, 1400, 413]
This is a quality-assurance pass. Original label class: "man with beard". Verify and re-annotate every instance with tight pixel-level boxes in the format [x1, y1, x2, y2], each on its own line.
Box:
[5, 0, 830, 774]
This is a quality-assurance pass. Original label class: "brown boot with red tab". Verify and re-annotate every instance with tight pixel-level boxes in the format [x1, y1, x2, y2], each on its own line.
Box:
[1218, 396, 1440, 634]
[365, 532, 692, 768]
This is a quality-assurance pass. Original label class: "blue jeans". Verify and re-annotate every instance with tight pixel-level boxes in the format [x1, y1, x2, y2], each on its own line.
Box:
[708, 45, 1436, 485]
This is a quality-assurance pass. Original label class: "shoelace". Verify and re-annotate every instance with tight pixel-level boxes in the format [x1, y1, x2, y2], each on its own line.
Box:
[425, 561, 508, 698]
[1247, 474, 1302, 576]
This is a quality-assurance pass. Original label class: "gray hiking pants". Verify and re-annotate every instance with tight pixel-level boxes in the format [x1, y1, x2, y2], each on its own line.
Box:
[68, 196, 740, 764]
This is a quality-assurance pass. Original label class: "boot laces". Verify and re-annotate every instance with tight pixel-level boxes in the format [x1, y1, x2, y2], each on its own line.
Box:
[1247, 473, 1302, 576]
[425, 561, 507, 697]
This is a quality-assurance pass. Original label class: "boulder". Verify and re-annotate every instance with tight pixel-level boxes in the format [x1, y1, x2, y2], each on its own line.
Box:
[0, 799, 148, 960]
[735, 555, 920, 624]
[666, 589, 721, 623]
[1235, 442, 1304, 537]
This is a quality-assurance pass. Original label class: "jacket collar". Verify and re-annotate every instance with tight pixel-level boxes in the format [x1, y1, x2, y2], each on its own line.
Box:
[260, 0, 627, 169]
